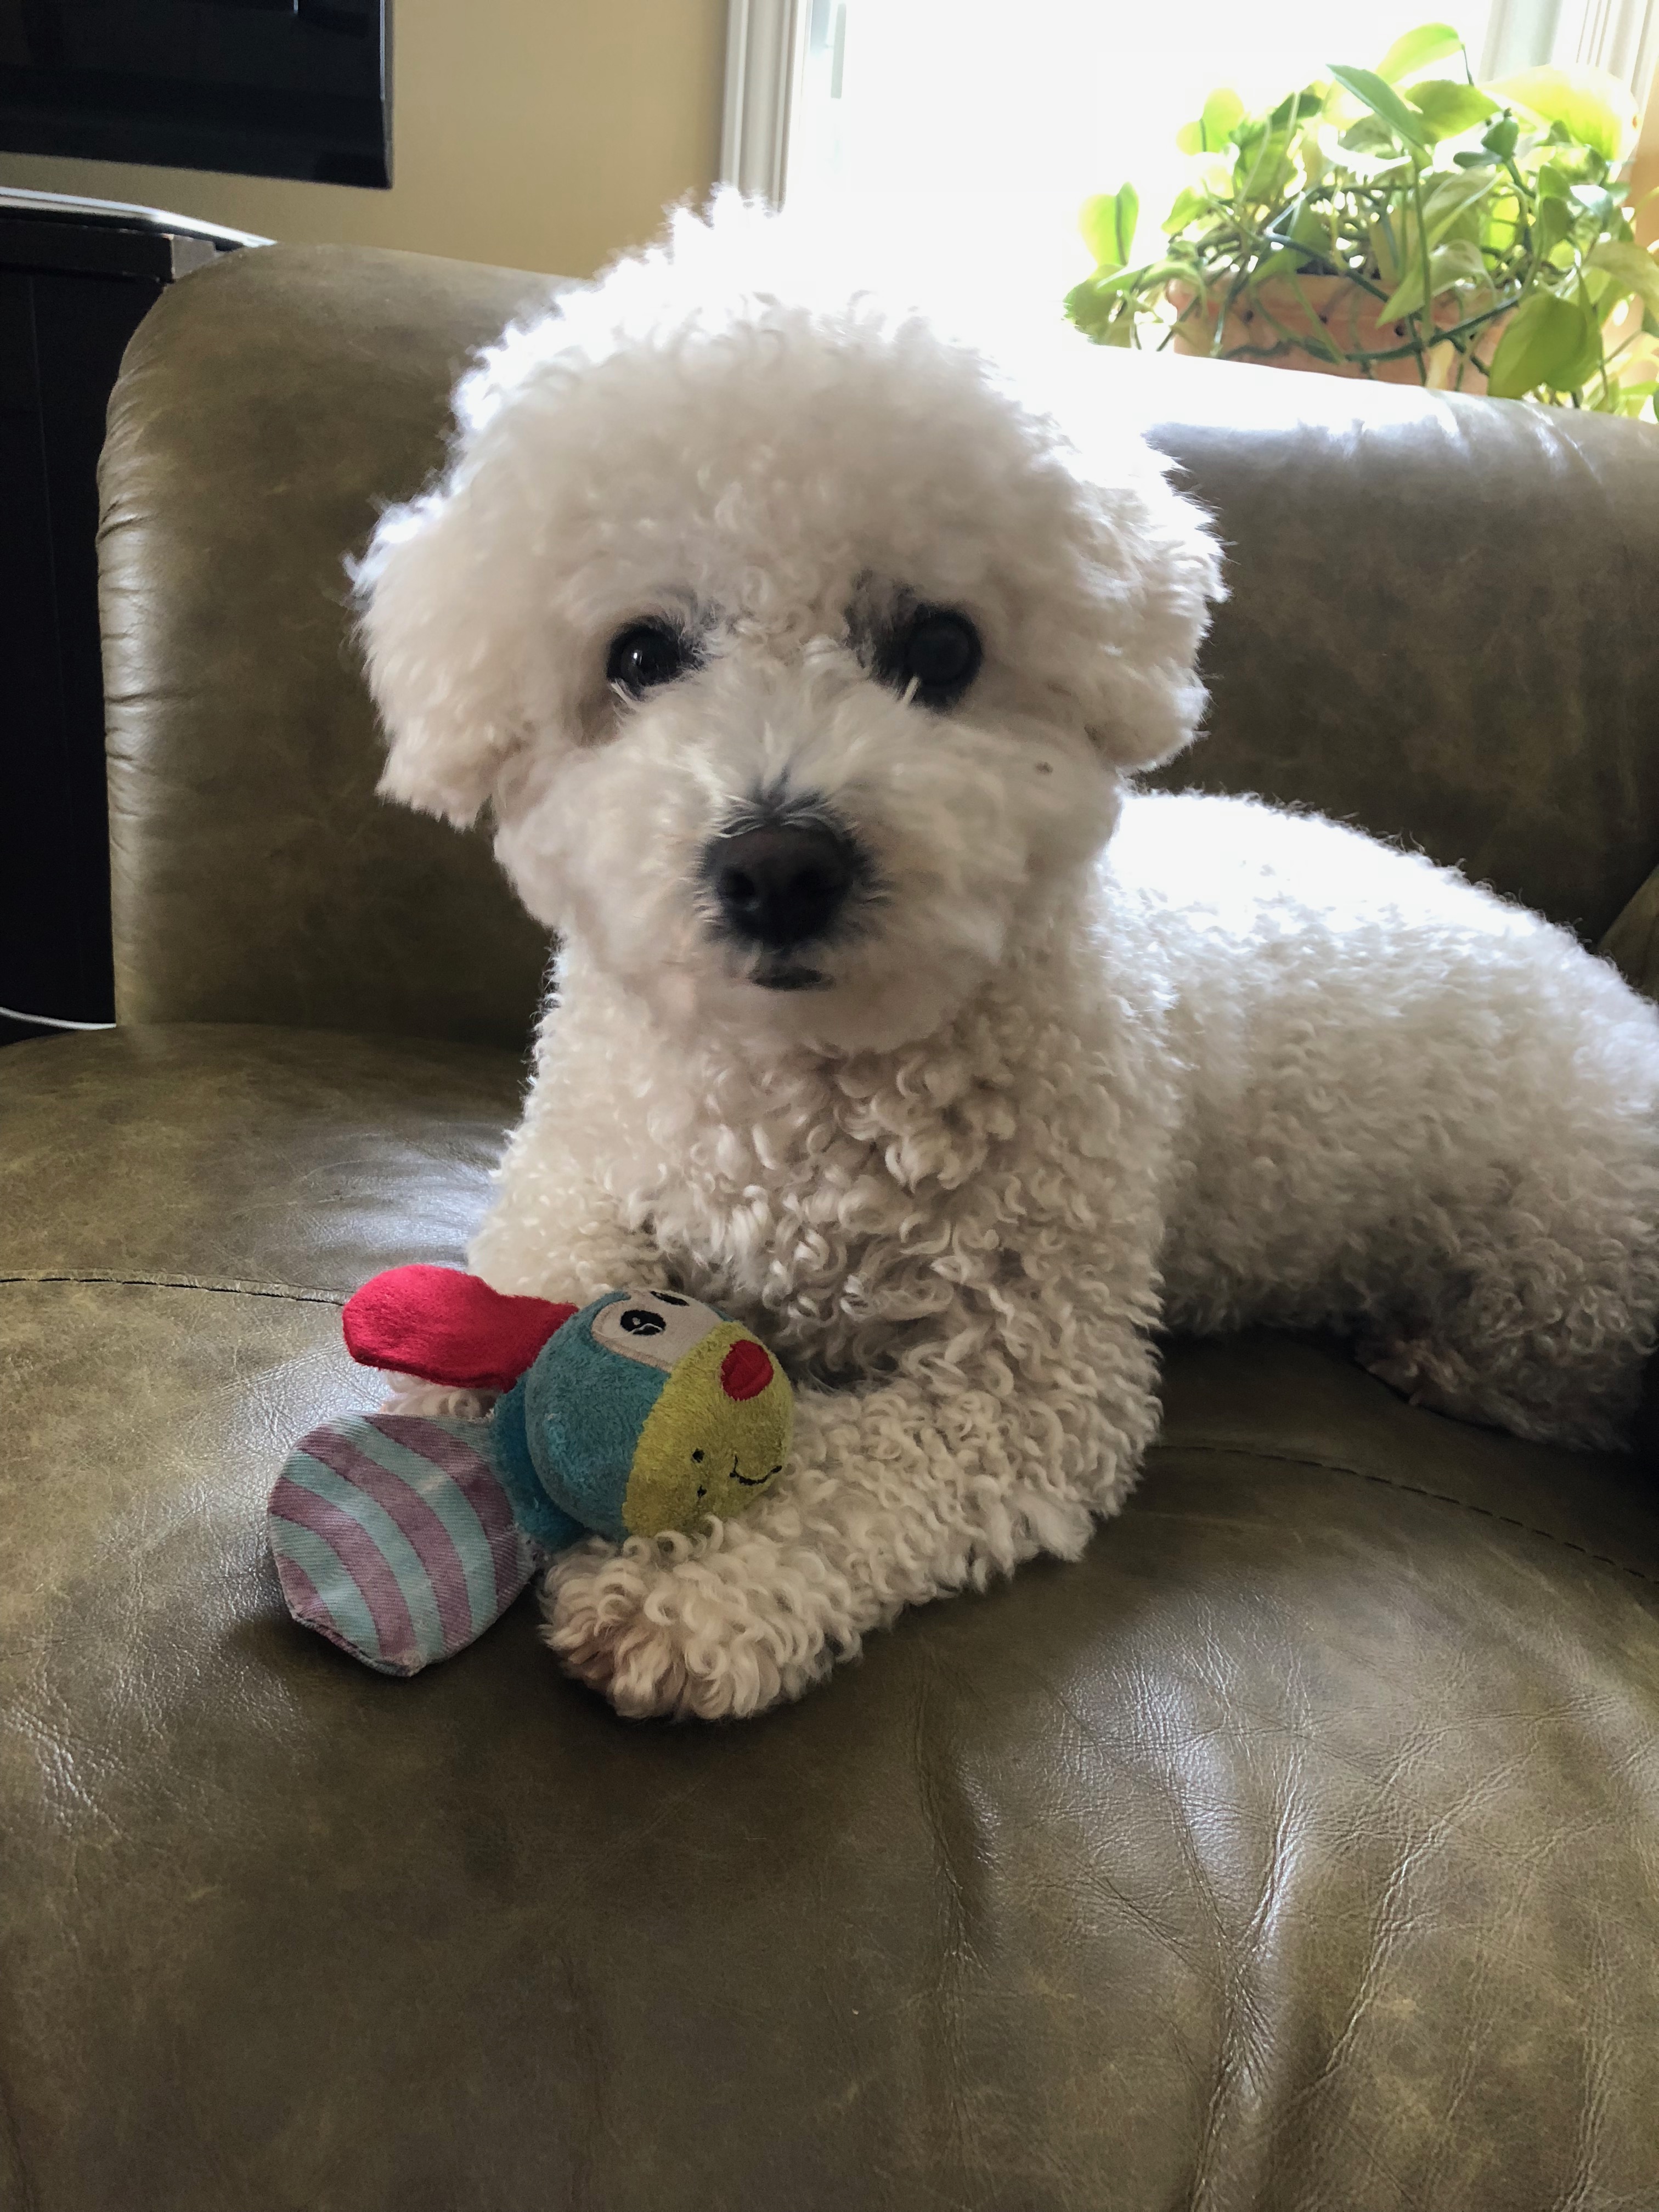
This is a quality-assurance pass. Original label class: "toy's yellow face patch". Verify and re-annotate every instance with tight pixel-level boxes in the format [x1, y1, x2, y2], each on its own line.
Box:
[623, 1322, 792, 1537]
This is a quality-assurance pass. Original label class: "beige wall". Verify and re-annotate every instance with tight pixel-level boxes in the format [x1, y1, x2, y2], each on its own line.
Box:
[1637, 61, 1659, 250]
[0, 0, 727, 278]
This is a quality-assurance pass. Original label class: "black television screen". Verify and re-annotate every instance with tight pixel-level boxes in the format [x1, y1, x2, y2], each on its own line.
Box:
[0, 1, 391, 188]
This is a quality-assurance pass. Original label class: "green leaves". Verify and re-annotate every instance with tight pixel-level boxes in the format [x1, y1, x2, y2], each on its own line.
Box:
[1162, 185, 1210, 238]
[1375, 22, 1463, 83]
[1534, 193, 1574, 253]
[1369, 165, 1494, 314]
[1340, 114, 1408, 157]
[1421, 166, 1499, 241]
[1485, 290, 1604, 397]
[1287, 194, 1334, 258]
[1079, 184, 1139, 271]
[1267, 84, 1326, 132]
[1481, 112, 1519, 157]
[1065, 250, 1193, 343]
[1408, 80, 1498, 142]
[1379, 238, 1489, 323]
[1487, 65, 1635, 162]
[1063, 274, 1135, 344]
[1361, 27, 1494, 148]
[1065, 19, 1656, 420]
[1067, 261, 1145, 308]
[1328, 64, 1430, 150]
[1587, 240, 1659, 319]
[1176, 89, 1245, 155]
[1249, 246, 1305, 285]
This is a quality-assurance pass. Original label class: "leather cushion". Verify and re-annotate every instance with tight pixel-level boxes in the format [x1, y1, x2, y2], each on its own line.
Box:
[4, 1026, 1658, 2210]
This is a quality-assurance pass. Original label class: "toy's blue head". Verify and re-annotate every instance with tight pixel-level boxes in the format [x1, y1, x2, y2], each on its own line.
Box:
[497, 1289, 791, 1542]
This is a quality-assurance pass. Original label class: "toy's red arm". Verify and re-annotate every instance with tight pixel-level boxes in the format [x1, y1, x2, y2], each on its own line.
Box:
[342, 1266, 576, 1394]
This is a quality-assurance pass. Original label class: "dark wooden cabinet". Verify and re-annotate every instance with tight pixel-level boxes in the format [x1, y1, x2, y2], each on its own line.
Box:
[0, 189, 252, 1045]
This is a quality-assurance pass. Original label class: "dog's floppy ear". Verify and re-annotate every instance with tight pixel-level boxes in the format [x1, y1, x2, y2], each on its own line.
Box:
[1082, 464, 1226, 775]
[1045, 415, 1225, 775]
[353, 476, 524, 828]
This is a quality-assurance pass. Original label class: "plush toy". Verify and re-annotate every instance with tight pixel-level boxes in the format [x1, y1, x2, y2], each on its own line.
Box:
[268, 1269, 791, 1677]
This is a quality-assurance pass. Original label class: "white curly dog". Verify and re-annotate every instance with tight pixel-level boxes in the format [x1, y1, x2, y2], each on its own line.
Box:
[357, 203, 1659, 1721]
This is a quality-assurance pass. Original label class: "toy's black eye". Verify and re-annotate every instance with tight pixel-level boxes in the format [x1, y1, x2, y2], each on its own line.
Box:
[880, 607, 982, 709]
[618, 1307, 667, 1336]
[607, 621, 698, 698]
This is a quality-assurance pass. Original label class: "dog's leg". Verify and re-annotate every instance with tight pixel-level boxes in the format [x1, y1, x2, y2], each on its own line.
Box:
[460, 990, 678, 1304]
[375, 1373, 499, 1419]
[470, 1192, 664, 1305]
[540, 1315, 1161, 1720]
[467, 1125, 667, 1305]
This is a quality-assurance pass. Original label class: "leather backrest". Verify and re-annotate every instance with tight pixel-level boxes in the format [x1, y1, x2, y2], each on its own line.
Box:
[1138, 356, 1659, 945]
[99, 244, 558, 1047]
[98, 242, 1659, 1044]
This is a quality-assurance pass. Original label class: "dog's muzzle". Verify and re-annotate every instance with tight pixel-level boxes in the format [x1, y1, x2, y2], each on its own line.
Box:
[706, 820, 859, 955]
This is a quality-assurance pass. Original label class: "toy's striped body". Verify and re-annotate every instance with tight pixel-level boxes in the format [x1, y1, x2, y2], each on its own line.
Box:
[269, 1414, 541, 1675]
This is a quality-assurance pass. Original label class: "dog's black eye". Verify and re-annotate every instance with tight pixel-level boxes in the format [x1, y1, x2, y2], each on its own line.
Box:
[607, 621, 697, 698]
[880, 608, 982, 709]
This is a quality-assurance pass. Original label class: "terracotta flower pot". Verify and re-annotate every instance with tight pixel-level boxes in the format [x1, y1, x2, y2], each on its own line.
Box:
[1167, 273, 1508, 392]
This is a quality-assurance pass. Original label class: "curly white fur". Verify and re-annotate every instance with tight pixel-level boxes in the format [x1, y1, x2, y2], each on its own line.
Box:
[357, 199, 1659, 1720]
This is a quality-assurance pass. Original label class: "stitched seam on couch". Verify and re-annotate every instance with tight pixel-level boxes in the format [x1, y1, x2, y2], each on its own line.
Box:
[1155, 1439, 1659, 1588]
[0, 1269, 347, 1305]
[5, 1281, 1652, 1588]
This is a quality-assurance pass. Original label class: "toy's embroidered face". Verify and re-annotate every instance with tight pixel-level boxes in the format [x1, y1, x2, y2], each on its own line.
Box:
[622, 1318, 791, 1536]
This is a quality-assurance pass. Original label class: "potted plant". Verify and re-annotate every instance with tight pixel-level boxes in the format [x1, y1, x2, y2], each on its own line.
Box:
[1065, 21, 1659, 416]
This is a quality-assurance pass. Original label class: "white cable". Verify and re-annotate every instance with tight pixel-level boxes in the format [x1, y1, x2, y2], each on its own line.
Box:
[0, 1005, 117, 1031]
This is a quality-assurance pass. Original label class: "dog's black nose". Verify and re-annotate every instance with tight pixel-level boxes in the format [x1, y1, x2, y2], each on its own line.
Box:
[709, 823, 857, 949]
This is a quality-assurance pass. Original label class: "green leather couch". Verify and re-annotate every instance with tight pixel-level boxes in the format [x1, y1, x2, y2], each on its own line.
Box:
[5, 242, 1659, 2212]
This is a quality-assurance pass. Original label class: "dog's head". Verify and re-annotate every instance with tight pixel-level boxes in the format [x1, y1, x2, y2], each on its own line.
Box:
[357, 200, 1222, 1055]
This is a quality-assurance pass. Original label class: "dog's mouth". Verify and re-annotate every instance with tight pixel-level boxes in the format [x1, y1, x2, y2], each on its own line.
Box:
[751, 957, 832, 992]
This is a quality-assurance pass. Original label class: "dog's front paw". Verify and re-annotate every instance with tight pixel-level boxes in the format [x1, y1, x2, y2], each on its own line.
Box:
[539, 1523, 851, 1721]
[377, 1370, 496, 1421]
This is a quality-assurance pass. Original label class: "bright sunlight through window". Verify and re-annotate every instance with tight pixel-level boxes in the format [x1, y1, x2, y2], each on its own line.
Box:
[786, 4, 1510, 315]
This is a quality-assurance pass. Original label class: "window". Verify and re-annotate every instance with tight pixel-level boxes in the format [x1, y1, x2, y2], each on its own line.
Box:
[725, 1, 1656, 317]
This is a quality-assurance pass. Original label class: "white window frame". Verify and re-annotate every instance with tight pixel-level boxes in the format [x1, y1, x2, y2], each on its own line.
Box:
[1564, 0, 1659, 105]
[720, 0, 809, 205]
